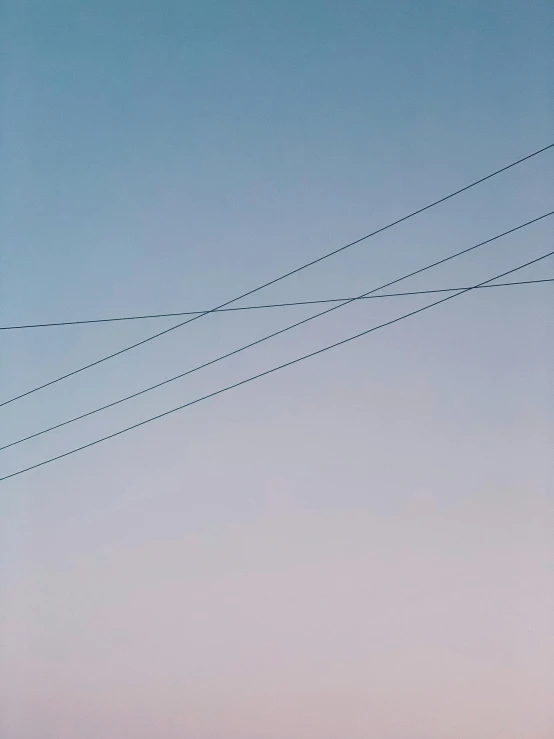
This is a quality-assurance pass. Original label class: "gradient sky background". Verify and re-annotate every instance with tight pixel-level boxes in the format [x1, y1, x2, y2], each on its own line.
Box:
[1, 1, 553, 737]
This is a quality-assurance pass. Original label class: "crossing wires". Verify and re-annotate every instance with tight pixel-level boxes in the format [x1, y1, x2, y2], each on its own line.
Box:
[2, 248, 552, 482]
[1, 142, 552, 408]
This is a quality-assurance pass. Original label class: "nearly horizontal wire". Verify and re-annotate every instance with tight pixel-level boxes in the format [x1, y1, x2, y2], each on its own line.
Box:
[1, 277, 553, 331]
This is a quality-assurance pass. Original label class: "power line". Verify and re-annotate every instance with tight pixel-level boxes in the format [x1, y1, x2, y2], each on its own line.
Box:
[2, 212, 551, 452]
[2, 213, 550, 452]
[2, 249, 552, 483]
[1, 143, 552, 409]
[1, 277, 553, 330]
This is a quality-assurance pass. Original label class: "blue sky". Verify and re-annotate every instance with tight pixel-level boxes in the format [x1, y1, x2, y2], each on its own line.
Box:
[1, 2, 553, 737]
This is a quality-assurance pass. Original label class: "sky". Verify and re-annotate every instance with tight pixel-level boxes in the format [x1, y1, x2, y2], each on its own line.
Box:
[1, 1, 553, 737]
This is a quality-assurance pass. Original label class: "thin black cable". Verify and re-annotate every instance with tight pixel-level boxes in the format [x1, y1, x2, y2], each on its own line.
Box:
[2, 277, 553, 330]
[2, 212, 551, 452]
[2, 143, 552, 408]
[2, 249, 552, 483]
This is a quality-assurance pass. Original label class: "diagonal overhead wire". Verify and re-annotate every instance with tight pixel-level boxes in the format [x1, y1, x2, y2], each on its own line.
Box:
[1, 277, 553, 330]
[1, 142, 552, 408]
[1, 210, 551, 453]
[1, 248, 552, 483]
